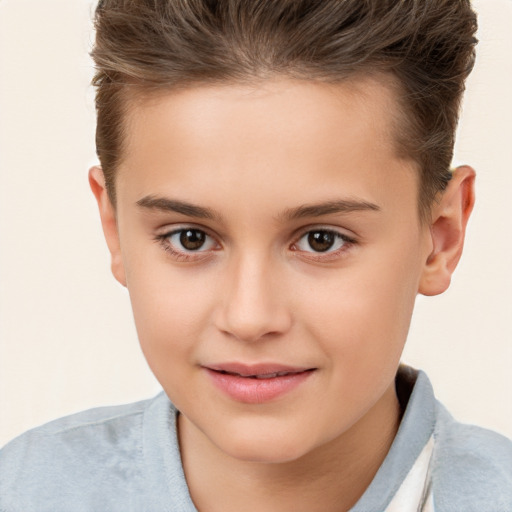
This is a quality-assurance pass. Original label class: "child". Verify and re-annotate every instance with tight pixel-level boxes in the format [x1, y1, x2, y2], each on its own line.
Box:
[1, 0, 511, 510]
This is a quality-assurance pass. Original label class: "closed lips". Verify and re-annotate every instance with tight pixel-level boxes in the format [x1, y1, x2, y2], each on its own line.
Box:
[214, 369, 315, 379]
[204, 364, 316, 403]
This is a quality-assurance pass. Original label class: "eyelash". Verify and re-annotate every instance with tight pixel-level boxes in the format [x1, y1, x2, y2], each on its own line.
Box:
[154, 226, 357, 262]
[291, 229, 356, 262]
[154, 227, 219, 262]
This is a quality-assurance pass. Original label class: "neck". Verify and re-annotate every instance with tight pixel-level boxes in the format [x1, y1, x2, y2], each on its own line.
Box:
[179, 383, 401, 512]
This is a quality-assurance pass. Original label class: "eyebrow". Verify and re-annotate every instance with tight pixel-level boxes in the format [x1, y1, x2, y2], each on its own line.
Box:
[280, 199, 380, 221]
[136, 196, 219, 220]
[136, 195, 380, 222]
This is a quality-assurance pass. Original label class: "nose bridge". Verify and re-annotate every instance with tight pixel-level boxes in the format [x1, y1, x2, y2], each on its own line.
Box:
[216, 249, 291, 342]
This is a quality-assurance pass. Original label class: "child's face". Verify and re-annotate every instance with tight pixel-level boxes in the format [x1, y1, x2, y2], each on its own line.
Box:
[101, 79, 435, 463]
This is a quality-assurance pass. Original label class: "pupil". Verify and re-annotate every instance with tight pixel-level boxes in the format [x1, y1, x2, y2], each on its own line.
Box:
[308, 231, 335, 252]
[180, 229, 206, 250]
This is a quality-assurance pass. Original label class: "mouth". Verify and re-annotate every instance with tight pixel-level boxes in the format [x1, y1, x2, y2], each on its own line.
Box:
[206, 362, 315, 378]
[203, 363, 316, 403]
[215, 369, 307, 379]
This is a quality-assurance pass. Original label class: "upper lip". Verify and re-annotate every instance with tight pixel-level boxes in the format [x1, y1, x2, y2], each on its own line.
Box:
[204, 362, 315, 377]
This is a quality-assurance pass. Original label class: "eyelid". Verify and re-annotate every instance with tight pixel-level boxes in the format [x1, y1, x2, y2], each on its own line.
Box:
[156, 222, 220, 242]
[291, 224, 357, 244]
[169, 229, 218, 251]
[155, 224, 222, 261]
[290, 225, 358, 260]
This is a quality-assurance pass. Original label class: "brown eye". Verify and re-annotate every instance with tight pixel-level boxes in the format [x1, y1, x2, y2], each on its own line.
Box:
[158, 227, 218, 260]
[179, 229, 207, 250]
[307, 231, 336, 252]
[293, 229, 353, 255]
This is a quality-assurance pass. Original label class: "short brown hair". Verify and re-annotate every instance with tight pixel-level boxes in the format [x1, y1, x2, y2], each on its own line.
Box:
[91, 0, 477, 220]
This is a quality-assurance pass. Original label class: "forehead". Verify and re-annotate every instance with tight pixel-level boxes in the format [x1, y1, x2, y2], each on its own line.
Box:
[124, 76, 399, 155]
[117, 78, 418, 219]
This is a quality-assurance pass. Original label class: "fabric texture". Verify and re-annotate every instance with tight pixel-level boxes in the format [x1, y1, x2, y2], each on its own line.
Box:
[1, 367, 511, 512]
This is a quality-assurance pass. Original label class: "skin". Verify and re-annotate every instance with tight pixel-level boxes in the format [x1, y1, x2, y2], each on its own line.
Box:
[90, 78, 475, 512]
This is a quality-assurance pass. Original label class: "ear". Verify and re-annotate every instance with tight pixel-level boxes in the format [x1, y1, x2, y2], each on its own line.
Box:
[419, 165, 475, 296]
[88, 166, 127, 287]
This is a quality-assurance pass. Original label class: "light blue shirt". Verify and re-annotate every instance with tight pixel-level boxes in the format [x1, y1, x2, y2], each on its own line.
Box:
[1, 367, 511, 511]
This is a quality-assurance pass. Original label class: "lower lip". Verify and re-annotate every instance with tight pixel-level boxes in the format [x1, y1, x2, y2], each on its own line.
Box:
[205, 368, 314, 404]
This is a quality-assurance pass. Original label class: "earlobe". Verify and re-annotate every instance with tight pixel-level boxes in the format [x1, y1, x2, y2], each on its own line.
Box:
[419, 166, 475, 296]
[88, 166, 127, 287]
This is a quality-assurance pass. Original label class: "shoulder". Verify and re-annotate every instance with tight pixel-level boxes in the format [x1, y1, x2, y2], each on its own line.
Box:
[0, 393, 171, 511]
[431, 401, 512, 512]
[0, 396, 150, 464]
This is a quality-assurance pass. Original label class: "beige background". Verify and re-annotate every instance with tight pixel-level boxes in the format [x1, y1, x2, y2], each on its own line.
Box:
[0, 0, 511, 446]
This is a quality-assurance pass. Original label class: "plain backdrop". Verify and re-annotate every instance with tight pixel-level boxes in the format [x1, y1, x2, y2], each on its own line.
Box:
[0, 0, 511, 446]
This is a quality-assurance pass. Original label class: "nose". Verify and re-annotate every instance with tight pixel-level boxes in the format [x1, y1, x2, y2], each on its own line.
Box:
[214, 253, 292, 342]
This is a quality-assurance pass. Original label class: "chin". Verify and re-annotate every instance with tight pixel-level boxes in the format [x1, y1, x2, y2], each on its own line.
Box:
[215, 429, 314, 464]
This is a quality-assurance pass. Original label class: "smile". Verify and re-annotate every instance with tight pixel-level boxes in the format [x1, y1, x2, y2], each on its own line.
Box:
[204, 363, 316, 404]
[218, 370, 302, 379]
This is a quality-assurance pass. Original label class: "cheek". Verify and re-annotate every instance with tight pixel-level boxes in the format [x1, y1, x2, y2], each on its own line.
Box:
[300, 247, 421, 376]
[292, 261, 419, 438]
[124, 260, 215, 382]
